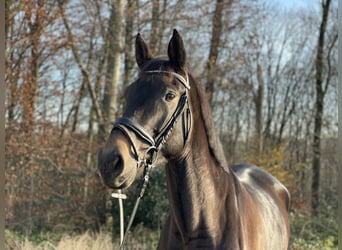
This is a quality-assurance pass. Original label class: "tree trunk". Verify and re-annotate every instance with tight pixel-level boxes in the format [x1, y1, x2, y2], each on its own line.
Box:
[22, 0, 44, 233]
[156, 0, 168, 55]
[150, 0, 160, 53]
[311, 0, 331, 215]
[254, 64, 264, 153]
[101, 0, 124, 139]
[123, 0, 135, 88]
[205, 0, 224, 107]
[21, 0, 42, 133]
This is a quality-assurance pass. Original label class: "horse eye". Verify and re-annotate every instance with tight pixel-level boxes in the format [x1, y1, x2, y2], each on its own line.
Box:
[165, 92, 176, 101]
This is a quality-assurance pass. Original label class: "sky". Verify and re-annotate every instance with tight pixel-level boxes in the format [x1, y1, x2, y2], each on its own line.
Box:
[260, 0, 320, 12]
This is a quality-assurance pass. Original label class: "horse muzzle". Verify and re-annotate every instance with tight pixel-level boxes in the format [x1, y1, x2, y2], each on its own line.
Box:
[97, 131, 138, 189]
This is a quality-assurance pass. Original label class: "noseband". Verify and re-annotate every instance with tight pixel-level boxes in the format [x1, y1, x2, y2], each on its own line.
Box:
[113, 70, 191, 167]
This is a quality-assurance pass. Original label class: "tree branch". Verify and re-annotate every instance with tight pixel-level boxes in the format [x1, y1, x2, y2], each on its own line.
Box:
[58, 3, 104, 127]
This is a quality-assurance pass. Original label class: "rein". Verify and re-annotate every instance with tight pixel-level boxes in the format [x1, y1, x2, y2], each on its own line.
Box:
[111, 70, 191, 249]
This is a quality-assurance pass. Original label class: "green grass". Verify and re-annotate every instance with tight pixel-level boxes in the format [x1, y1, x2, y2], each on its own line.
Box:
[289, 207, 338, 250]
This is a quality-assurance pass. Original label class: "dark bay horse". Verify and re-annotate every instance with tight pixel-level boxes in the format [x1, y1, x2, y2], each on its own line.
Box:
[98, 29, 290, 249]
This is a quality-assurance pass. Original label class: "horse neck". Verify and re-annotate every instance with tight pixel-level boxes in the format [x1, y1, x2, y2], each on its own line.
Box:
[164, 77, 239, 242]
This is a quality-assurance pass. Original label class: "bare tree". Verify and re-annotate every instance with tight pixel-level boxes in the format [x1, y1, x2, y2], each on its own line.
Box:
[205, 0, 224, 106]
[311, 0, 335, 214]
[101, 0, 125, 138]
[123, 0, 136, 87]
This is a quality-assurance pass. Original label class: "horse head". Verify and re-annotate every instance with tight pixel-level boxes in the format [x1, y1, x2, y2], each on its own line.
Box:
[98, 30, 192, 189]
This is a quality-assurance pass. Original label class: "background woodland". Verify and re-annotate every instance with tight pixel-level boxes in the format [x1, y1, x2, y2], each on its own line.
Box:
[5, 0, 338, 249]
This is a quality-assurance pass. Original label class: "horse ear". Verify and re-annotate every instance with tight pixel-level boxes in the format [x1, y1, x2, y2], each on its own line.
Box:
[168, 29, 187, 69]
[135, 33, 153, 69]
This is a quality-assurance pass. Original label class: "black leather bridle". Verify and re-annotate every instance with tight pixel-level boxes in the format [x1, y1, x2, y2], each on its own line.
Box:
[111, 70, 191, 249]
[112, 70, 191, 167]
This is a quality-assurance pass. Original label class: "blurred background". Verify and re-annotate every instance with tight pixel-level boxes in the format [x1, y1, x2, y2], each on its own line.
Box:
[5, 0, 337, 249]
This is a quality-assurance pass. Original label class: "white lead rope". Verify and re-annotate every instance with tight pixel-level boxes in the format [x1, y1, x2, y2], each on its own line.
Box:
[111, 164, 154, 250]
[111, 190, 127, 246]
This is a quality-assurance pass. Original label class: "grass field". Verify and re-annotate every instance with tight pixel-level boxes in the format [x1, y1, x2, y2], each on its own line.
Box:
[5, 229, 337, 250]
[5, 224, 160, 250]
[5, 231, 113, 250]
[5, 210, 337, 250]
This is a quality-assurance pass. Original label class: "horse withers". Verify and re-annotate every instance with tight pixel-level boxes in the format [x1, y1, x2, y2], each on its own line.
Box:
[98, 29, 290, 250]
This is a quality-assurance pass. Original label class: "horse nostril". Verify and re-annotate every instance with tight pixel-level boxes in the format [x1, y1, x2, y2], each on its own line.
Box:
[110, 154, 124, 177]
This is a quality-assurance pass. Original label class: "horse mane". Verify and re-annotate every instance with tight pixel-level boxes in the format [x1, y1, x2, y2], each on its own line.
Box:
[189, 74, 229, 172]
